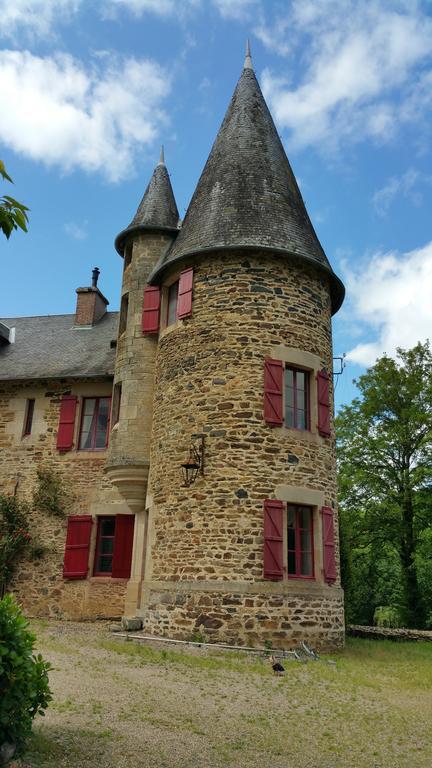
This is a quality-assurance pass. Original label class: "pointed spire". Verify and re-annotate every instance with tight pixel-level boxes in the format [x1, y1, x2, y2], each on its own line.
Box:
[149, 64, 344, 313]
[244, 38, 253, 70]
[114, 151, 179, 255]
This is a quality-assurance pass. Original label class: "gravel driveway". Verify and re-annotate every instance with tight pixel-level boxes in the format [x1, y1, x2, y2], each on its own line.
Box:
[14, 620, 432, 768]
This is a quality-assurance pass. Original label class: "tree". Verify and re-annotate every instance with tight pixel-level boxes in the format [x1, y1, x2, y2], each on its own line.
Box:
[0, 160, 29, 239]
[336, 342, 432, 628]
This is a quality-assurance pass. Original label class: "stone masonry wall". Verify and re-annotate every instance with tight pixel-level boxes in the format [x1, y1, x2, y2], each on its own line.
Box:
[141, 251, 344, 648]
[0, 377, 127, 619]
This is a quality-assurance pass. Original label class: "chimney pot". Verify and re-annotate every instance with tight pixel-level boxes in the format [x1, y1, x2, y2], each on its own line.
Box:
[75, 269, 109, 327]
[92, 267, 100, 288]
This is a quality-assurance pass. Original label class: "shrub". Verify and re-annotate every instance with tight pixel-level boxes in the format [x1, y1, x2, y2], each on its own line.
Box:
[373, 605, 403, 629]
[0, 595, 52, 754]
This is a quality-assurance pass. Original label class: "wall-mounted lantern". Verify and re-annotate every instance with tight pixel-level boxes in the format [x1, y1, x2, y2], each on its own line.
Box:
[181, 435, 205, 487]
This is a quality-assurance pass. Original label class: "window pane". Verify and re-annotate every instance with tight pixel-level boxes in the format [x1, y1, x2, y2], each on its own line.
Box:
[286, 406, 294, 428]
[296, 371, 305, 390]
[167, 282, 178, 326]
[101, 538, 114, 555]
[297, 410, 306, 430]
[299, 507, 311, 528]
[287, 507, 296, 527]
[95, 398, 110, 448]
[288, 529, 295, 550]
[101, 518, 115, 536]
[79, 399, 96, 449]
[288, 551, 296, 574]
[296, 390, 305, 410]
[285, 368, 293, 387]
[300, 530, 312, 551]
[301, 551, 313, 576]
[97, 555, 112, 573]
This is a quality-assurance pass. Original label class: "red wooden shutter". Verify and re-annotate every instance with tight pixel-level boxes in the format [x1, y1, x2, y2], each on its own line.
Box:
[63, 515, 92, 579]
[263, 499, 284, 580]
[177, 267, 193, 319]
[56, 395, 77, 451]
[321, 507, 337, 583]
[112, 515, 135, 578]
[264, 358, 283, 426]
[317, 370, 331, 437]
[142, 286, 161, 334]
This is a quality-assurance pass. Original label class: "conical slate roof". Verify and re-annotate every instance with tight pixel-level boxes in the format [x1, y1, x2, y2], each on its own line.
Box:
[115, 149, 179, 255]
[150, 56, 344, 313]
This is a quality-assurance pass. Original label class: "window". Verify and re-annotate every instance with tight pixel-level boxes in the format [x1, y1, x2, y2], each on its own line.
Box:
[78, 397, 111, 450]
[94, 517, 116, 575]
[23, 398, 35, 436]
[111, 384, 122, 426]
[285, 367, 309, 430]
[287, 505, 314, 578]
[124, 243, 132, 269]
[119, 294, 129, 336]
[167, 280, 179, 326]
[93, 515, 135, 578]
[264, 358, 317, 432]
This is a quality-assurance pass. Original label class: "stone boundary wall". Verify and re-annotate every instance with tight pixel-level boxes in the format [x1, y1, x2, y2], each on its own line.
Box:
[348, 625, 432, 642]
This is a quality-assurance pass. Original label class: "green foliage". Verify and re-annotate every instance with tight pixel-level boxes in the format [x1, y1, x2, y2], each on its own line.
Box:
[0, 495, 31, 595]
[189, 629, 206, 644]
[373, 605, 403, 628]
[0, 595, 52, 751]
[337, 342, 432, 628]
[0, 161, 29, 240]
[33, 466, 71, 518]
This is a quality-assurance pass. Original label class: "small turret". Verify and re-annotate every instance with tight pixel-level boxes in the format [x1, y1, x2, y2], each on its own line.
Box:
[106, 150, 179, 540]
[115, 147, 179, 256]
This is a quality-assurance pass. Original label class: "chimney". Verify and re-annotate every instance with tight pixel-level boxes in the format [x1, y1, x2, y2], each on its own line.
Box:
[75, 267, 109, 326]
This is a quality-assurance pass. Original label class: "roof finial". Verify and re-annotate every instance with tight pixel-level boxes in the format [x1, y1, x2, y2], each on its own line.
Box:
[158, 145, 165, 166]
[244, 38, 253, 70]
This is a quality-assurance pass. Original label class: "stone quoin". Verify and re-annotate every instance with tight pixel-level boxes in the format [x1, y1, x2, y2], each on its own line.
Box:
[0, 45, 345, 649]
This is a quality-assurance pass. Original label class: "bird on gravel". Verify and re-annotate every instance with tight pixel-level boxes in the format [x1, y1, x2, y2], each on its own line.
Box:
[269, 655, 285, 675]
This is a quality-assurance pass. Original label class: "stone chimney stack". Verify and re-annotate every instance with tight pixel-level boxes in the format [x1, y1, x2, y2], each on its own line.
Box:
[75, 267, 109, 326]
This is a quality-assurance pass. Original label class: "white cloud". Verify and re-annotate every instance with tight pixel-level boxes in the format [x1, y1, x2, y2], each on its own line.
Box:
[212, 0, 258, 20]
[372, 168, 427, 216]
[344, 241, 432, 366]
[65, 221, 88, 240]
[259, 1, 432, 151]
[105, 0, 200, 17]
[0, 50, 171, 182]
[0, 0, 80, 40]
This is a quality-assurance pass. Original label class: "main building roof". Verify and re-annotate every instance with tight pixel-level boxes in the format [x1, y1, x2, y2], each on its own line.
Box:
[0, 313, 118, 381]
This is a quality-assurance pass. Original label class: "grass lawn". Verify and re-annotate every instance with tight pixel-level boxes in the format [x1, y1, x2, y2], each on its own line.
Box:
[16, 621, 432, 768]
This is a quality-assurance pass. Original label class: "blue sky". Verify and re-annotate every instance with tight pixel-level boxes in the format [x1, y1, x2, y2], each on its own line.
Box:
[1, 0, 431, 409]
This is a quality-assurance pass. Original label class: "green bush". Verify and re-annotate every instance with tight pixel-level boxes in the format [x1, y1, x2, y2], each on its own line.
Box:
[373, 605, 403, 628]
[0, 595, 52, 754]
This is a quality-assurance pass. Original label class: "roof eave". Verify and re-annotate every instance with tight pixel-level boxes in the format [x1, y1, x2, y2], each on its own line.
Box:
[0, 373, 115, 383]
[148, 244, 345, 315]
[114, 224, 180, 256]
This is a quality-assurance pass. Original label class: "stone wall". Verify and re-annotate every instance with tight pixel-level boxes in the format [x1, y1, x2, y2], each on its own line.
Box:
[139, 251, 344, 648]
[0, 377, 127, 619]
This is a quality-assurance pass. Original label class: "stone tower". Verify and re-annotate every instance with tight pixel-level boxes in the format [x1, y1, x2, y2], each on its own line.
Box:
[106, 147, 179, 615]
[111, 49, 345, 648]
